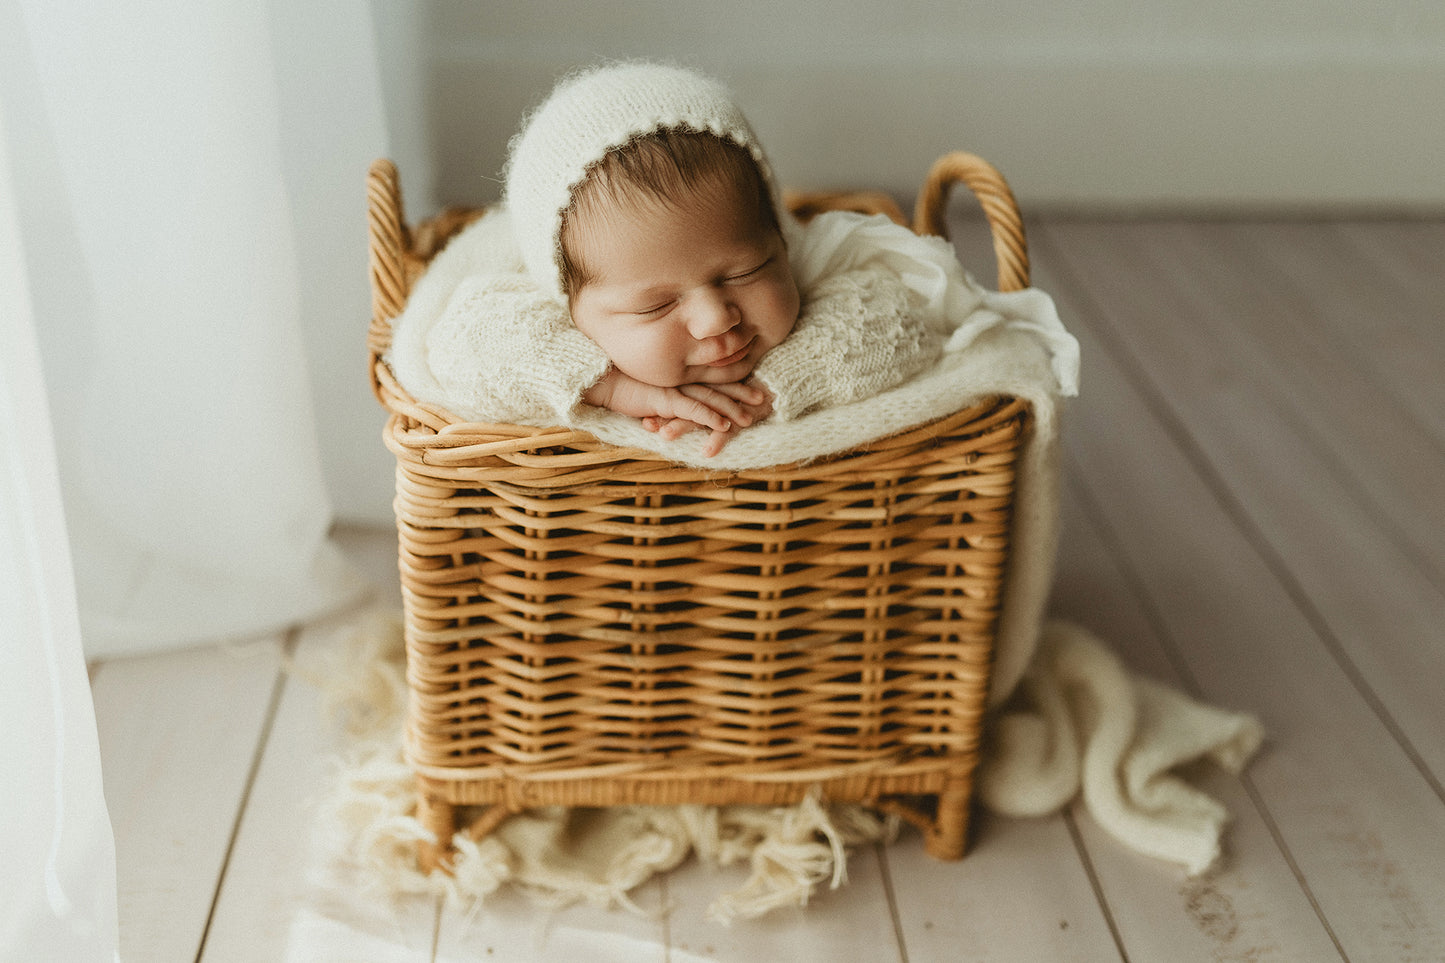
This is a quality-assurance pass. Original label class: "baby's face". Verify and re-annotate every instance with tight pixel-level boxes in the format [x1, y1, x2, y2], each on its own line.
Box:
[566, 176, 800, 388]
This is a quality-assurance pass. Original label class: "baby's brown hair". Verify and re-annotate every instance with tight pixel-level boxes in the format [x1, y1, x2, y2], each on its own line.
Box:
[558, 129, 780, 300]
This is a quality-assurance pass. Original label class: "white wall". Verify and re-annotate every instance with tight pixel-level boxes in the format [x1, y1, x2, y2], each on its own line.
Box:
[391, 0, 1445, 218]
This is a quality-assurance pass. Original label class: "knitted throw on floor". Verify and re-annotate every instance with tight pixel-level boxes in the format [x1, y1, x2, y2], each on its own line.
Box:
[298, 608, 1262, 923]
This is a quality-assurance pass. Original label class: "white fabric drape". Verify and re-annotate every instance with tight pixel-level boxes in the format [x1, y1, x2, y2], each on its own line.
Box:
[3, 0, 393, 955]
[3, 0, 382, 659]
[1, 95, 119, 963]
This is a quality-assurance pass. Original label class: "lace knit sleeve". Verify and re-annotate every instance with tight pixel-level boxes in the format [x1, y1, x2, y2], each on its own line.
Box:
[753, 268, 944, 422]
[424, 275, 611, 424]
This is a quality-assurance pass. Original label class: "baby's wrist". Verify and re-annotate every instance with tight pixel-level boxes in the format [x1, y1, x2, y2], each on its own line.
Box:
[582, 368, 620, 409]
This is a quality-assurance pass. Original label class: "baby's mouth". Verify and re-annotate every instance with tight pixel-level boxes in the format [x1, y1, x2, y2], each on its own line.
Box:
[707, 340, 754, 368]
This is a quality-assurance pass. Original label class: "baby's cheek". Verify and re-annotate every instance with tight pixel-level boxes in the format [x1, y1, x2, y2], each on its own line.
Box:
[628, 330, 694, 387]
[775, 280, 802, 339]
[768, 301, 801, 348]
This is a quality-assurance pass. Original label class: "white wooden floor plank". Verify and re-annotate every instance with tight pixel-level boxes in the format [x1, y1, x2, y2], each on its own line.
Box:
[1030, 246, 1445, 961]
[1052, 479, 1345, 962]
[91, 636, 284, 963]
[1036, 223, 1445, 785]
[200, 612, 438, 962]
[433, 882, 667, 963]
[197, 652, 319, 962]
[276, 907, 440, 963]
[885, 813, 1124, 963]
[661, 843, 900, 963]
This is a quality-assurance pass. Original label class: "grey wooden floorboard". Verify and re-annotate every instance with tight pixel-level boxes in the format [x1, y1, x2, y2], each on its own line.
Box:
[1217, 220, 1445, 444]
[1329, 220, 1445, 377]
[1029, 226, 1445, 961]
[1034, 220, 1445, 790]
[1036, 219, 1445, 589]
[1050, 475, 1344, 962]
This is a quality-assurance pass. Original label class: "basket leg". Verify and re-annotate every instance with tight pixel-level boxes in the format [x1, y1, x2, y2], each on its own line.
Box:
[923, 777, 971, 861]
[416, 782, 456, 874]
[463, 803, 513, 845]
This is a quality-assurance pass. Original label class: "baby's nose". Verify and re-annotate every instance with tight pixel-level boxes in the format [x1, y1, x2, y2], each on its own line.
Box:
[686, 289, 739, 339]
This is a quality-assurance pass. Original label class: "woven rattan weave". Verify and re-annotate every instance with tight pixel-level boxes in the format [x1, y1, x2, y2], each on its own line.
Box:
[366, 152, 1032, 870]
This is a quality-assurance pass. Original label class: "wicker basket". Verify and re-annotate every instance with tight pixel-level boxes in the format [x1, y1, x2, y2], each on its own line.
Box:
[366, 152, 1033, 871]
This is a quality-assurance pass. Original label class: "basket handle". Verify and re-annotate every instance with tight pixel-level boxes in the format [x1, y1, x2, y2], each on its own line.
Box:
[367, 158, 409, 361]
[912, 152, 1029, 292]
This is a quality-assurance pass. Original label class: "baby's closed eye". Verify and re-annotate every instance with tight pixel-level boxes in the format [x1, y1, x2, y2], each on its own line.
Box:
[724, 257, 772, 283]
[632, 300, 676, 317]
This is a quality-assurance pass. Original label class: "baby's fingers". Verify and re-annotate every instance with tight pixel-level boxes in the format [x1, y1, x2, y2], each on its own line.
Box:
[706, 379, 769, 407]
[676, 384, 761, 428]
[644, 416, 736, 456]
[711, 379, 773, 424]
[642, 416, 710, 441]
[699, 427, 732, 458]
[666, 391, 735, 432]
[657, 418, 702, 440]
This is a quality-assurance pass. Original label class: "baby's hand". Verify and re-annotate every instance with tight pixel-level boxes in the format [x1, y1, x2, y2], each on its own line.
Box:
[583, 369, 772, 456]
[644, 379, 774, 457]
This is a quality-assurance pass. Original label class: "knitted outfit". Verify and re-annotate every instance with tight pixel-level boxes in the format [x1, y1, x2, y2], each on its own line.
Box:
[394, 61, 952, 429]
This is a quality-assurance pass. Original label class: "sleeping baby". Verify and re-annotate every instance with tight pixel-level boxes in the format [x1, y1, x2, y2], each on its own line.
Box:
[389, 61, 1078, 461]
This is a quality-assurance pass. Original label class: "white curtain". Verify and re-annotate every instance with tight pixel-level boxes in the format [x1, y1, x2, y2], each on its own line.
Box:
[2, 0, 395, 955]
[1, 94, 119, 963]
[2, 0, 385, 659]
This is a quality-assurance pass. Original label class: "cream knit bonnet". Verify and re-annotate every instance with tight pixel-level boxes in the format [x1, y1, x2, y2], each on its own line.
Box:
[503, 61, 787, 301]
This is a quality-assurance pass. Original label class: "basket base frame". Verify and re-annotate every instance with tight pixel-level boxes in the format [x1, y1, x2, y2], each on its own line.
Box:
[413, 768, 975, 873]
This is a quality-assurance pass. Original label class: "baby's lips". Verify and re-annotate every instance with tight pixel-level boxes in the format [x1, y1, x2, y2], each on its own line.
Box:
[705, 338, 754, 368]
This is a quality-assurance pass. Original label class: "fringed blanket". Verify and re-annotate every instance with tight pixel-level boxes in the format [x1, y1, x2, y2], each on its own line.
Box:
[299, 608, 1261, 922]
